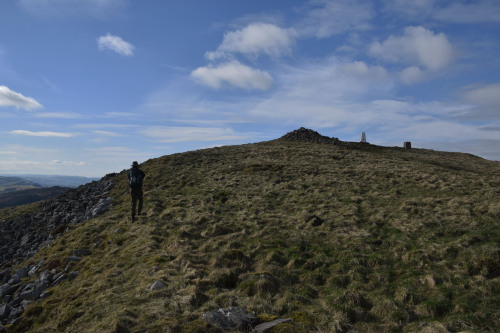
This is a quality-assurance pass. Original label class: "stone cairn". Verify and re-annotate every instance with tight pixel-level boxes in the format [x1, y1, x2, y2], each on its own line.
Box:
[0, 175, 114, 327]
[279, 127, 339, 144]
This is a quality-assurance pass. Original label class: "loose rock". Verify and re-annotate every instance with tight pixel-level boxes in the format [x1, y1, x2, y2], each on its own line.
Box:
[203, 307, 259, 331]
[252, 318, 294, 333]
[149, 280, 167, 291]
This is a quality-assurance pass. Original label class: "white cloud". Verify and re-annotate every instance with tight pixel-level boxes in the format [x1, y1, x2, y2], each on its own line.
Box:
[18, 0, 127, 19]
[385, 0, 500, 24]
[93, 130, 120, 136]
[51, 160, 88, 166]
[191, 61, 273, 90]
[434, 1, 500, 23]
[206, 23, 297, 60]
[459, 83, 500, 121]
[399, 66, 426, 84]
[340, 61, 388, 80]
[97, 33, 135, 56]
[141, 126, 249, 143]
[35, 112, 82, 119]
[10, 130, 76, 138]
[299, 0, 374, 38]
[0, 160, 41, 171]
[463, 83, 500, 108]
[0, 85, 43, 111]
[369, 26, 454, 71]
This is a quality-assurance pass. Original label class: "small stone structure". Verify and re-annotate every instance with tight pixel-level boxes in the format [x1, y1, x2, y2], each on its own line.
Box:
[404, 142, 412, 149]
[361, 132, 366, 143]
[279, 127, 339, 144]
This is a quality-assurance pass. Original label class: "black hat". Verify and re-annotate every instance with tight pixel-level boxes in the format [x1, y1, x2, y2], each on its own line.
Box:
[132, 161, 139, 167]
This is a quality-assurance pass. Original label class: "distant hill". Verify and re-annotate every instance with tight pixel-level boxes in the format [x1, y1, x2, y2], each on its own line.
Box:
[0, 174, 99, 188]
[0, 186, 70, 209]
[0, 175, 98, 209]
[0, 176, 41, 193]
[1, 128, 499, 332]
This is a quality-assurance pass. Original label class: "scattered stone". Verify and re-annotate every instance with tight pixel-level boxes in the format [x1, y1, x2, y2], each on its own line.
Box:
[40, 291, 51, 299]
[66, 256, 81, 263]
[252, 318, 294, 333]
[0, 284, 19, 298]
[92, 239, 103, 249]
[203, 307, 259, 331]
[149, 280, 167, 291]
[0, 269, 10, 284]
[19, 286, 43, 301]
[52, 273, 66, 286]
[0, 176, 114, 268]
[21, 300, 32, 310]
[39, 270, 51, 282]
[73, 249, 91, 257]
[7, 276, 20, 286]
[0, 304, 11, 321]
[68, 271, 79, 281]
[13, 268, 28, 280]
[28, 260, 45, 277]
[8, 307, 24, 320]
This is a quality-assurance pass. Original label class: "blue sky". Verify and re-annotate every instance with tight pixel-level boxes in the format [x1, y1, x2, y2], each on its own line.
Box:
[1, 0, 499, 177]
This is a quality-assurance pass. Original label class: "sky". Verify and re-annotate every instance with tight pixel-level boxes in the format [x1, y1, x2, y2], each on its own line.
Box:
[1, 0, 499, 177]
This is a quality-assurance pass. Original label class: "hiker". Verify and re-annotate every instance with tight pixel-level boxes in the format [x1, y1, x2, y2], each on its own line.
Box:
[128, 161, 146, 222]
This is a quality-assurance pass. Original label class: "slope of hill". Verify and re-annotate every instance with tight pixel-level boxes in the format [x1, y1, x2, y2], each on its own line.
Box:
[1, 129, 499, 332]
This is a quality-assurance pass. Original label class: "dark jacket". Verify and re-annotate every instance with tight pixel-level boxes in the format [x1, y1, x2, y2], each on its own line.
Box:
[127, 167, 145, 188]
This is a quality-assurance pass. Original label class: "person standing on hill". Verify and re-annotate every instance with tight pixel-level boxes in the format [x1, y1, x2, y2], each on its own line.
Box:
[128, 161, 145, 222]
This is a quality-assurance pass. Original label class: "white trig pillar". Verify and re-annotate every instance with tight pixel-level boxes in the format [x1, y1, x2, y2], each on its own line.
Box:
[361, 132, 366, 143]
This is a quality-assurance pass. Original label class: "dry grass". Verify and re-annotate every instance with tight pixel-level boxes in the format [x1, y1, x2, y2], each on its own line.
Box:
[4, 139, 500, 332]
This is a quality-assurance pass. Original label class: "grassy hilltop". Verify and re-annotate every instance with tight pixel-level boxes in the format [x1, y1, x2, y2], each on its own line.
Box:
[5, 132, 500, 332]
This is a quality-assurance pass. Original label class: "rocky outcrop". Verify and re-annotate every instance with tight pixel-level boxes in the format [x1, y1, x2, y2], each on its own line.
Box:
[0, 250, 89, 326]
[0, 175, 114, 269]
[279, 127, 339, 144]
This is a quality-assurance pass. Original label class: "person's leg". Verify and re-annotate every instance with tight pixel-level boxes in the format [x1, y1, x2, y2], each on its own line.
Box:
[131, 189, 138, 221]
[137, 188, 143, 215]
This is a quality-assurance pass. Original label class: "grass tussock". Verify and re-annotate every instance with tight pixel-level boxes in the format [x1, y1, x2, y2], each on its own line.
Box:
[2, 139, 500, 332]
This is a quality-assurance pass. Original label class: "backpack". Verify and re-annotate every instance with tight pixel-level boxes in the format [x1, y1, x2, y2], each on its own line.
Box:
[128, 168, 142, 188]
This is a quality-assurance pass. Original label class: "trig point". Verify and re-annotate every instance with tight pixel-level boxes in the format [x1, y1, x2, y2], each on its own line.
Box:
[361, 132, 367, 143]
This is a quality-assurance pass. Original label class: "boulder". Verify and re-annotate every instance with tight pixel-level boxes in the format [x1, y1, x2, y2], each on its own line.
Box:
[149, 280, 167, 291]
[203, 307, 259, 331]
[0, 304, 11, 320]
[13, 268, 28, 280]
